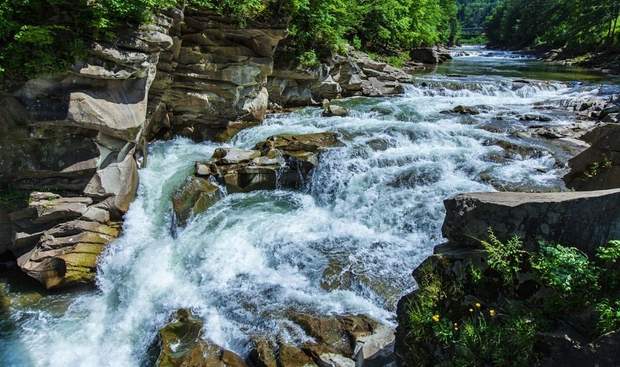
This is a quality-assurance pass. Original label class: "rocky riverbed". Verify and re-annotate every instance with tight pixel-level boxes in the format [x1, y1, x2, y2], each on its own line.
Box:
[1, 38, 620, 367]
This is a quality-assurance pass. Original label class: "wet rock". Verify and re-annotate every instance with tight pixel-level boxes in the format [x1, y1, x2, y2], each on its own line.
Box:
[520, 113, 553, 122]
[564, 123, 620, 190]
[173, 132, 342, 224]
[410, 47, 452, 64]
[172, 177, 222, 226]
[288, 312, 378, 357]
[17, 219, 121, 289]
[450, 105, 480, 115]
[322, 100, 349, 117]
[442, 189, 620, 256]
[155, 309, 247, 367]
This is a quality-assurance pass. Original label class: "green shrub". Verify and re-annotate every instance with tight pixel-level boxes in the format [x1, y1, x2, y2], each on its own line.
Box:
[532, 243, 598, 296]
[298, 50, 320, 69]
[480, 228, 526, 285]
[597, 240, 620, 264]
[595, 298, 620, 334]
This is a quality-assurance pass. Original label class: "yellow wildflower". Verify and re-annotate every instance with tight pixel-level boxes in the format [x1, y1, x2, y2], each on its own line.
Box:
[432, 314, 440, 322]
[489, 309, 496, 317]
[469, 308, 474, 313]
[475, 302, 481, 309]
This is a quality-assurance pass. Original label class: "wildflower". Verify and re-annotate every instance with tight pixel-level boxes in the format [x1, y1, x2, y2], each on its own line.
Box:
[469, 308, 474, 313]
[475, 302, 481, 309]
[489, 309, 496, 317]
[432, 314, 440, 322]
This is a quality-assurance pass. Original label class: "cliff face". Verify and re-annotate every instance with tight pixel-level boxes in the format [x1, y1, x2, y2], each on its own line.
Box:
[0, 6, 288, 289]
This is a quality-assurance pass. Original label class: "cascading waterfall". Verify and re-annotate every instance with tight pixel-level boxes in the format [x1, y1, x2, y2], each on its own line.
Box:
[1, 47, 616, 367]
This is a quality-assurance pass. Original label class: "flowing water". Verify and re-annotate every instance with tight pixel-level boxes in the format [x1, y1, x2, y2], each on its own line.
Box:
[1, 46, 618, 366]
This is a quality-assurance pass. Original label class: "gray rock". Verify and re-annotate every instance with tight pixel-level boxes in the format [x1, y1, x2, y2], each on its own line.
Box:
[442, 189, 620, 256]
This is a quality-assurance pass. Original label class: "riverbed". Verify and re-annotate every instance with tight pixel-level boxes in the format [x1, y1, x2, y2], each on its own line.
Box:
[1, 46, 618, 366]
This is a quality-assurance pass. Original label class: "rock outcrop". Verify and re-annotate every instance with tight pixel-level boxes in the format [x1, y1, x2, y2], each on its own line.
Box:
[146, 7, 287, 142]
[173, 132, 342, 225]
[0, 6, 290, 289]
[395, 189, 620, 366]
[268, 51, 411, 107]
[154, 309, 247, 367]
[442, 189, 620, 256]
[0, 10, 174, 288]
[564, 124, 620, 191]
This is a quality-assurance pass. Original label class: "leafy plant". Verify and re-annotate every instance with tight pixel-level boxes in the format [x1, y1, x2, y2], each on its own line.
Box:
[595, 298, 620, 334]
[532, 243, 598, 296]
[298, 50, 319, 69]
[480, 228, 525, 285]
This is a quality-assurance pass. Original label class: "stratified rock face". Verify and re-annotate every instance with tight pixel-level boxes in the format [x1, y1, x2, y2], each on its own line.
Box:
[8, 193, 122, 289]
[564, 124, 620, 191]
[155, 309, 247, 367]
[172, 132, 342, 225]
[442, 189, 620, 256]
[248, 313, 395, 367]
[147, 8, 287, 141]
[268, 51, 410, 107]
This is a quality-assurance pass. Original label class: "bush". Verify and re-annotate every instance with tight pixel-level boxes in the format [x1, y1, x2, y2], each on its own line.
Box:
[298, 50, 320, 69]
[532, 243, 598, 296]
[595, 298, 620, 334]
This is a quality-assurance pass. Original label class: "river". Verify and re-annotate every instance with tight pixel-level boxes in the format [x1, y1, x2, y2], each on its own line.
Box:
[1, 46, 618, 366]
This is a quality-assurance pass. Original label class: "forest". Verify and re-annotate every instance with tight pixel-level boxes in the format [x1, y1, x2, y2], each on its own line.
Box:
[485, 0, 620, 54]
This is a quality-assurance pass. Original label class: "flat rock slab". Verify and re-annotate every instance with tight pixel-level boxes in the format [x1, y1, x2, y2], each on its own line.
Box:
[442, 188, 620, 255]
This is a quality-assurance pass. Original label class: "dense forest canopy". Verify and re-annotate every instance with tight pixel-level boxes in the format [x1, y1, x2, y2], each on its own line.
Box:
[0, 0, 458, 84]
[485, 0, 620, 53]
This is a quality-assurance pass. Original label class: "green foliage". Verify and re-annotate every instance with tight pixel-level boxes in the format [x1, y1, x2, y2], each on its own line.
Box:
[596, 240, 620, 264]
[532, 243, 598, 296]
[480, 228, 525, 285]
[595, 298, 620, 334]
[485, 0, 620, 53]
[298, 50, 320, 69]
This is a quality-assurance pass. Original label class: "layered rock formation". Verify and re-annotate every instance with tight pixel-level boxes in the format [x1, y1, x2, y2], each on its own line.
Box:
[395, 189, 620, 366]
[268, 51, 412, 107]
[146, 7, 287, 142]
[410, 46, 452, 65]
[173, 132, 342, 225]
[0, 11, 174, 288]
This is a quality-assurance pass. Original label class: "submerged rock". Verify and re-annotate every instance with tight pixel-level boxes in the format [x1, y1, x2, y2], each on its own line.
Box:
[155, 309, 247, 367]
[172, 132, 343, 225]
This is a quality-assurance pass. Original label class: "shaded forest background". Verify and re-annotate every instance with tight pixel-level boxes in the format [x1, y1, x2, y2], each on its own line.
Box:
[0, 0, 619, 85]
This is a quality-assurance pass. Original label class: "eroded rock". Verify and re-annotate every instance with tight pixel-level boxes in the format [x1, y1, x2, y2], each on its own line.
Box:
[155, 309, 247, 367]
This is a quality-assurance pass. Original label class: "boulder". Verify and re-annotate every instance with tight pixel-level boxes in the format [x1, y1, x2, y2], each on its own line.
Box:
[564, 124, 620, 190]
[442, 189, 620, 256]
[248, 313, 393, 367]
[172, 177, 222, 226]
[450, 105, 480, 115]
[322, 100, 349, 117]
[155, 309, 247, 367]
[410, 47, 452, 64]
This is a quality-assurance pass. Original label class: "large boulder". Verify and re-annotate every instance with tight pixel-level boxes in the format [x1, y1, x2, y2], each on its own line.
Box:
[155, 309, 247, 367]
[442, 189, 620, 256]
[564, 124, 620, 190]
[410, 46, 452, 65]
[172, 177, 222, 226]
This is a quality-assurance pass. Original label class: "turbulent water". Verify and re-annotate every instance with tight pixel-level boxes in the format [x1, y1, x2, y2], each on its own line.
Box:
[1, 46, 618, 366]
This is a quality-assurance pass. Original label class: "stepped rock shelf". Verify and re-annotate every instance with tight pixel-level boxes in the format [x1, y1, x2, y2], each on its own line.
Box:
[173, 132, 343, 226]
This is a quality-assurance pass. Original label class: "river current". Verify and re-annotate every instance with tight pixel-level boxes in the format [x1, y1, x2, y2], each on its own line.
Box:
[1, 46, 618, 366]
